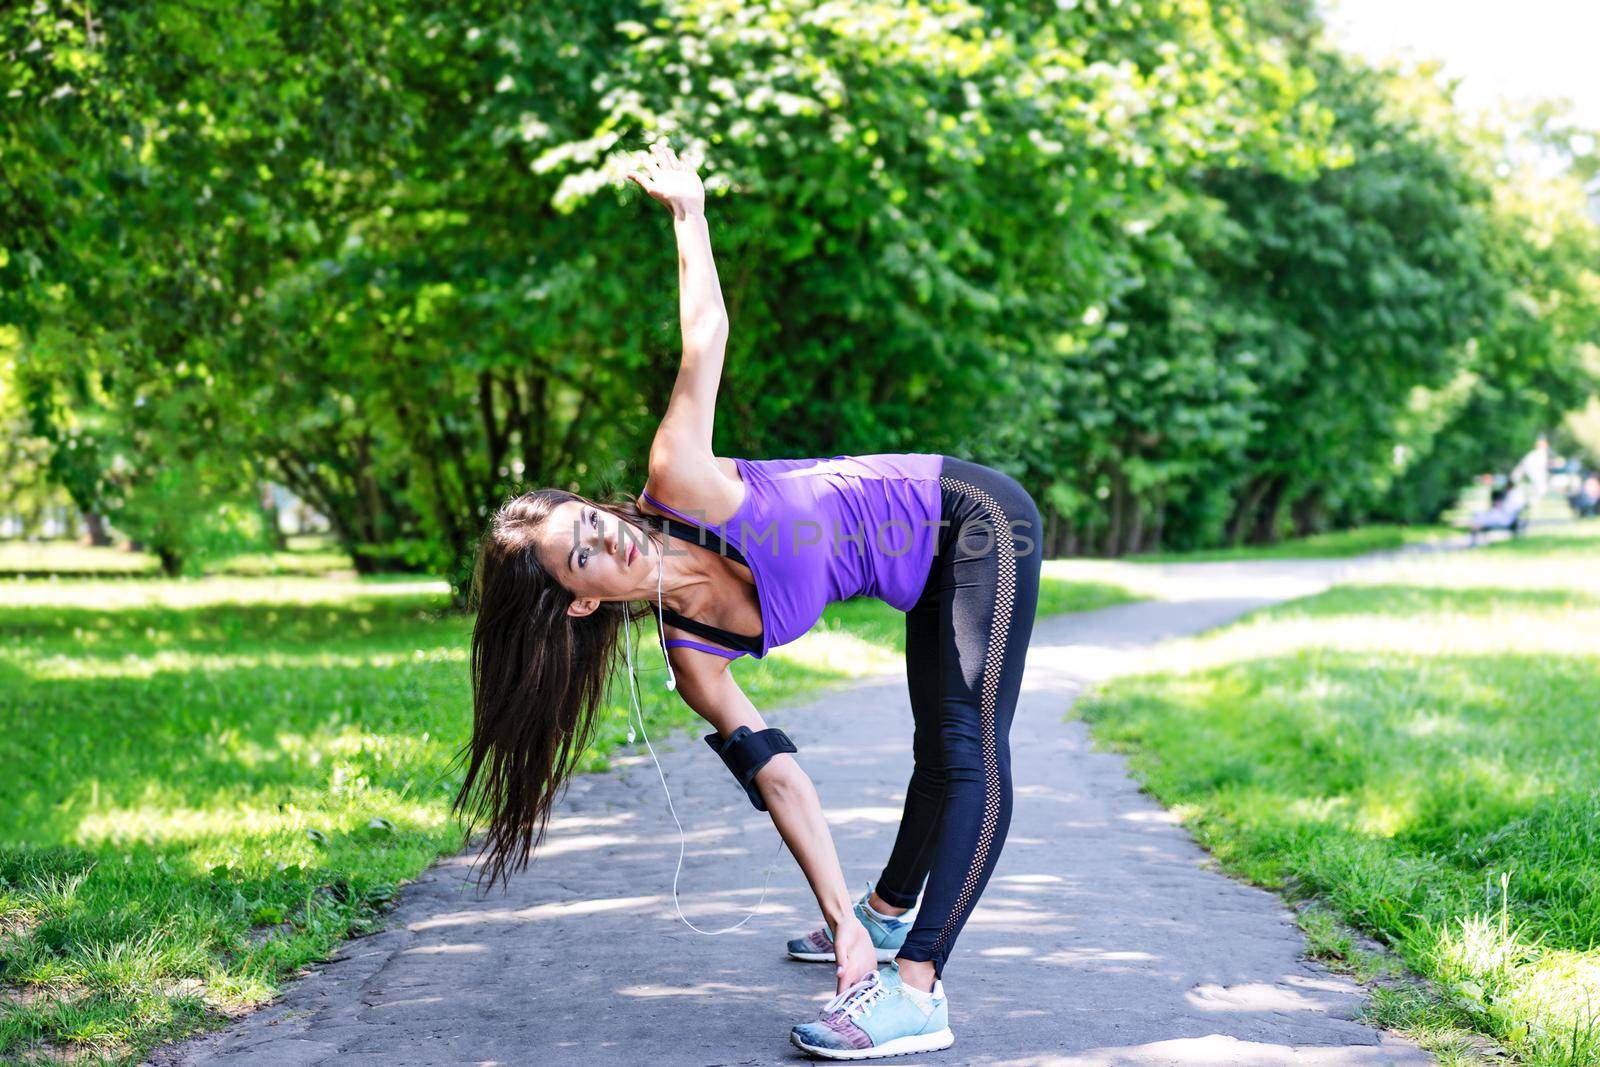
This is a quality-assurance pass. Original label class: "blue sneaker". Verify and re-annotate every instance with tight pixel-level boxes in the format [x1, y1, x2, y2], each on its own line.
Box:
[788, 884, 912, 964]
[790, 960, 953, 1060]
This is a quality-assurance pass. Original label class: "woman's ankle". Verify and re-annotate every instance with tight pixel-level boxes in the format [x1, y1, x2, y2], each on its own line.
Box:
[867, 890, 910, 917]
[894, 956, 937, 993]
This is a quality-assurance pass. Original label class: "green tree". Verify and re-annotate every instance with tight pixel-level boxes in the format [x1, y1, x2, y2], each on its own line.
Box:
[6, 0, 1595, 583]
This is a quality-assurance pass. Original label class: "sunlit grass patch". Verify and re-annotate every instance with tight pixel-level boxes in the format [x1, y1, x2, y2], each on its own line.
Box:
[1126, 523, 1454, 563]
[2, 573, 447, 611]
[1040, 559, 1174, 601]
[0, 540, 158, 577]
[1076, 521, 1600, 1064]
[1035, 575, 1142, 616]
[0, 534, 355, 580]
[0, 579, 555, 1063]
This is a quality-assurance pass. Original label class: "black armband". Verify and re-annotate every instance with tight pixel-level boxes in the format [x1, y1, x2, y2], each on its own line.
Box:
[703, 725, 798, 812]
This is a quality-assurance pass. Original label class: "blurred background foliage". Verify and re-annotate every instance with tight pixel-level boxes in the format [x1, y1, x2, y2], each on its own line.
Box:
[4, 0, 1597, 596]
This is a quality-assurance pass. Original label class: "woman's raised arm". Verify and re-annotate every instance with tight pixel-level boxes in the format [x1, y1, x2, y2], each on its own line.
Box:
[628, 139, 728, 475]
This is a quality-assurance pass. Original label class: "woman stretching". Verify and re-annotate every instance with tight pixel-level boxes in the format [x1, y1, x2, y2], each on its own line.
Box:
[456, 139, 1042, 1060]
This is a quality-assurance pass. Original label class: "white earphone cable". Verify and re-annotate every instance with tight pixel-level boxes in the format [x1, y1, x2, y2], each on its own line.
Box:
[617, 525, 787, 935]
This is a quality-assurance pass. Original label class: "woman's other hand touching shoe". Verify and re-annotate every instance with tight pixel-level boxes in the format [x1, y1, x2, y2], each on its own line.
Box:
[831, 915, 877, 993]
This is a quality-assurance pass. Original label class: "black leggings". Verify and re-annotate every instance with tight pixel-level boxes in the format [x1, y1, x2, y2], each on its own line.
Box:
[874, 457, 1042, 981]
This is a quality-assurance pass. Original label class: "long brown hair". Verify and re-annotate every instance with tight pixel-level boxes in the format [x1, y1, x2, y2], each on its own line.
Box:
[450, 483, 664, 895]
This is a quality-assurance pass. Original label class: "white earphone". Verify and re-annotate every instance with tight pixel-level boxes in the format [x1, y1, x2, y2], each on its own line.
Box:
[617, 525, 787, 935]
[648, 522, 677, 699]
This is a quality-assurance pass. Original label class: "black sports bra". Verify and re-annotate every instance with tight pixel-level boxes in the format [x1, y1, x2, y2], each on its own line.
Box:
[650, 515, 763, 656]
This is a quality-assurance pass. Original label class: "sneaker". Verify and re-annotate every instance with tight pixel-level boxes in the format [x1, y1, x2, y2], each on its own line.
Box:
[788, 884, 912, 964]
[790, 960, 954, 1060]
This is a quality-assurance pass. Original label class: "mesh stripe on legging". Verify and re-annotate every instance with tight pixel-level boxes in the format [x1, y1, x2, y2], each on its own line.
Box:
[873, 458, 1042, 980]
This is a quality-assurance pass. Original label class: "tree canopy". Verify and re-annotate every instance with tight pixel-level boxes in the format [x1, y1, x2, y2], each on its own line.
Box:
[5, 0, 1597, 588]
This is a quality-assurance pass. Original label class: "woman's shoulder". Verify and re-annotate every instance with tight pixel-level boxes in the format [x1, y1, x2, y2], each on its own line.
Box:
[638, 455, 746, 526]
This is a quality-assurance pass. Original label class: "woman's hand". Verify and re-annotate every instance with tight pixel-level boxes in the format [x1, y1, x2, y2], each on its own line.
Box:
[831, 915, 878, 994]
[626, 138, 705, 219]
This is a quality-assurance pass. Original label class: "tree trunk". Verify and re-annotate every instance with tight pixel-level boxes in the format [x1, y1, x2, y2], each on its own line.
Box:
[1250, 476, 1286, 544]
[257, 484, 288, 551]
[1142, 485, 1168, 553]
[1227, 474, 1274, 545]
[1100, 468, 1120, 558]
[80, 511, 112, 547]
[1290, 490, 1325, 538]
[1124, 489, 1146, 558]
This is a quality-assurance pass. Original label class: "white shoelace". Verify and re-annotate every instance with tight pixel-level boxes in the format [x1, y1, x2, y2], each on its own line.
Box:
[822, 970, 890, 1021]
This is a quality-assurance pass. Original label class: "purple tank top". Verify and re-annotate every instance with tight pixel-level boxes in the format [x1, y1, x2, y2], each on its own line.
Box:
[644, 453, 946, 659]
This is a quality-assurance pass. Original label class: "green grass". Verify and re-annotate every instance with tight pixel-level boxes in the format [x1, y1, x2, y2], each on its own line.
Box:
[1127, 523, 1455, 563]
[1077, 522, 1600, 1065]
[1036, 576, 1140, 617]
[0, 535, 354, 579]
[0, 560, 1135, 1064]
[1124, 488, 1580, 564]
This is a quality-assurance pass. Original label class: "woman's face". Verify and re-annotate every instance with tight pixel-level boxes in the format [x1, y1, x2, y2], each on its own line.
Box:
[539, 500, 649, 616]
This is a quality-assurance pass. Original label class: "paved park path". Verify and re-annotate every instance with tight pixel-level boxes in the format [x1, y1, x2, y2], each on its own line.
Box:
[155, 553, 1448, 1067]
